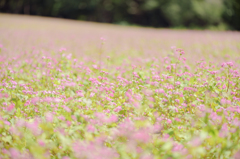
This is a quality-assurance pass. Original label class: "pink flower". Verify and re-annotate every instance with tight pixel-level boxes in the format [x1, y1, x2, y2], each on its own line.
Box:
[26, 121, 41, 136]
[167, 119, 172, 124]
[134, 129, 150, 142]
[58, 115, 66, 120]
[180, 51, 185, 55]
[66, 121, 72, 127]
[38, 139, 45, 147]
[92, 65, 98, 69]
[140, 154, 153, 159]
[107, 115, 118, 123]
[182, 103, 187, 107]
[219, 123, 228, 138]
[6, 104, 15, 112]
[163, 134, 170, 139]
[77, 92, 84, 97]
[114, 106, 122, 112]
[90, 92, 95, 97]
[153, 124, 162, 133]
[171, 46, 176, 50]
[63, 106, 71, 112]
[100, 37, 106, 41]
[9, 148, 20, 158]
[234, 150, 240, 159]
[66, 54, 72, 59]
[172, 143, 184, 152]
[226, 100, 231, 105]
[221, 62, 226, 67]
[59, 47, 67, 52]
[175, 108, 179, 112]
[155, 89, 164, 94]
[16, 119, 25, 127]
[87, 125, 95, 132]
[4, 121, 10, 125]
[45, 112, 53, 122]
[175, 81, 181, 86]
[188, 137, 202, 147]
[226, 62, 233, 67]
[221, 98, 226, 105]
[166, 65, 171, 70]
[222, 84, 226, 89]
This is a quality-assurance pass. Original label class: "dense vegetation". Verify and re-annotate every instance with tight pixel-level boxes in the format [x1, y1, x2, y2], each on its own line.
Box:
[0, 14, 240, 158]
[0, 0, 240, 30]
[1, 40, 240, 159]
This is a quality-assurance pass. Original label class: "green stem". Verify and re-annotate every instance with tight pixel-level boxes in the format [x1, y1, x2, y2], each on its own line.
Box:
[172, 55, 181, 105]
[99, 43, 103, 73]
[227, 67, 230, 93]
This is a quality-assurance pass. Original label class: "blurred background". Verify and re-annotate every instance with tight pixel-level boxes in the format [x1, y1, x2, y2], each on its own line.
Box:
[0, 0, 239, 30]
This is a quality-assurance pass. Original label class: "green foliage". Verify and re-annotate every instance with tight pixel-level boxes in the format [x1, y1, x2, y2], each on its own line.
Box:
[0, 0, 239, 30]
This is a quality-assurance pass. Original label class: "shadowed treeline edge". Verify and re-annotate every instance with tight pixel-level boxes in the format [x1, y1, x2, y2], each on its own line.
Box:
[0, 0, 240, 30]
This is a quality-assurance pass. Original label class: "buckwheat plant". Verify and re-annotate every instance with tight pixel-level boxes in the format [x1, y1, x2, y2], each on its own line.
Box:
[0, 21, 240, 158]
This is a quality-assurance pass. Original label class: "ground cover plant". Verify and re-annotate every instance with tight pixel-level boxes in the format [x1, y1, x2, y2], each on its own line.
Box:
[0, 14, 240, 159]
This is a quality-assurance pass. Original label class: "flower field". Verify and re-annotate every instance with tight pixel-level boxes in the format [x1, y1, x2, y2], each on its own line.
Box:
[0, 14, 240, 159]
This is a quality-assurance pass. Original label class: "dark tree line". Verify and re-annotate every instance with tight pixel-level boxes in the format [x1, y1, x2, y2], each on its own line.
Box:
[0, 0, 239, 30]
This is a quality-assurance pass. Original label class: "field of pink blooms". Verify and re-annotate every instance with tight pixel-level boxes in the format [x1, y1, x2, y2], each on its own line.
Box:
[0, 14, 240, 159]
